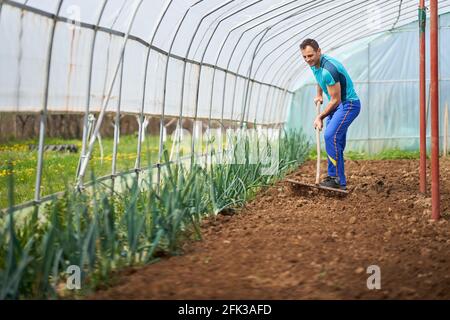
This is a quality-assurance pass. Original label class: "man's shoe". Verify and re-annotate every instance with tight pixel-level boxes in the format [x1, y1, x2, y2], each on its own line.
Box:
[320, 176, 347, 190]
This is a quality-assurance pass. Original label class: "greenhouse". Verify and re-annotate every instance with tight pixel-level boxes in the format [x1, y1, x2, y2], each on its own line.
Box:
[0, 0, 449, 300]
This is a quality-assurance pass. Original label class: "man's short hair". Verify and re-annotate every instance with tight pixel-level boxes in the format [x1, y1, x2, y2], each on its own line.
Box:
[300, 39, 320, 51]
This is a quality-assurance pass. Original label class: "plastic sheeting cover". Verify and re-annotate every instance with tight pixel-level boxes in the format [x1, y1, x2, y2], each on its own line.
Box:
[286, 12, 450, 153]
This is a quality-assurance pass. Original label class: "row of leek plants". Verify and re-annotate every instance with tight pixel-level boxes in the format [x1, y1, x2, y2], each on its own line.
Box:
[0, 129, 309, 299]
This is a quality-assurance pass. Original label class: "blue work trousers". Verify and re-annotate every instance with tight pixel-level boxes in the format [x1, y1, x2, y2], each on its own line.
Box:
[324, 99, 361, 186]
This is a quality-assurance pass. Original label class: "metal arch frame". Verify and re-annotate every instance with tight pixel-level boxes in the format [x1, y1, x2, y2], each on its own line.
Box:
[191, 0, 255, 62]
[261, 0, 408, 124]
[3, 0, 289, 96]
[163, 1, 304, 158]
[225, 1, 319, 123]
[267, 13, 418, 125]
[76, 0, 144, 188]
[3, 0, 449, 205]
[221, 0, 319, 125]
[76, 0, 108, 178]
[233, 0, 336, 127]
[77, 1, 129, 180]
[135, 0, 173, 172]
[279, 1, 446, 92]
[34, 0, 64, 203]
[201, 0, 313, 127]
[156, 0, 204, 192]
[262, 0, 450, 93]
[246, 0, 389, 125]
[253, 0, 379, 125]
[391, 0, 405, 30]
[176, 0, 264, 161]
[259, 0, 413, 102]
[253, 0, 389, 86]
[266, 1, 441, 126]
[240, 0, 358, 125]
[103, 0, 140, 171]
[273, 0, 450, 122]
[264, 4, 394, 119]
[284, 0, 450, 84]
[252, 0, 369, 77]
[111, 50, 125, 181]
[172, 0, 237, 159]
[188, 0, 262, 138]
[239, 26, 273, 128]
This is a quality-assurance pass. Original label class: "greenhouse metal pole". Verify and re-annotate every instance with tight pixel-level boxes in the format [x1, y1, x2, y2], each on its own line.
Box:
[195, 0, 264, 128]
[34, 0, 64, 203]
[251, 0, 384, 111]
[192, 1, 264, 158]
[136, 0, 173, 172]
[419, 0, 427, 194]
[251, 0, 373, 80]
[111, 58, 124, 183]
[173, 0, 236, 161]
[157, 1, 204, 193]
[240, 27, 271, 129]
[430, 0, 441, 220]
[269, 4, 418, 108]
[77, 0, 144, 189]
[76, 0, 108, 179]
[234, 0, 334, 128]
[259, 0, 414, 86]
[216, 0, 317, 128]
[77, 1, 127, 184]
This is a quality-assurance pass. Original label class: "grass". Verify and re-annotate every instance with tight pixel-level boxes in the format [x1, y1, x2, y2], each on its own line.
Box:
[1, 132, 425, 210]
[0, 129, 310, 299]
[308, 148, 422, 161]
[0, 135, 171, 209]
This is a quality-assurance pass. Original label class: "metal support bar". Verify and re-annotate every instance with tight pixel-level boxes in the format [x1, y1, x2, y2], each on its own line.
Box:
[112, 57, 124, 180]
[77, 0, 144, 189]
[276, 1, 433, 90]
[430, 0, 441, 220]
[77, 0, 109, 178]
[34, 0, 64, 203]
[136, 0, 173, 172]
[157, 1, 204, 193]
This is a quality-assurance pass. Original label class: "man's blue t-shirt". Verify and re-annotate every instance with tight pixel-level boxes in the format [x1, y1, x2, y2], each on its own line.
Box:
[310, 54, 359, 102]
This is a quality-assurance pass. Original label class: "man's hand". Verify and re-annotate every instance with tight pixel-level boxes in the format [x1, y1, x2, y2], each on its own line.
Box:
[314, 96, 323, 105]
[314, 116, 323, 131]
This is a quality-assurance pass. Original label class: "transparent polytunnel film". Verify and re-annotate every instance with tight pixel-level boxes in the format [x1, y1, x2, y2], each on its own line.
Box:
[286, 6, 450, 154]
[1, 0, 450, 208]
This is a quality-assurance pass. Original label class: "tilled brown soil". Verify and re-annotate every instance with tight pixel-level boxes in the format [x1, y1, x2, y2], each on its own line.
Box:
[92, 159, 450, 300]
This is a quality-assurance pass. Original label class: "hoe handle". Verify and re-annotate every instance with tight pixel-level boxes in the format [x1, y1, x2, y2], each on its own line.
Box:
[315, 102, 321, 185]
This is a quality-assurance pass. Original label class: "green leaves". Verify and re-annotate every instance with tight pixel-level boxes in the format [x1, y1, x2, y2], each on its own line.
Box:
[0, 130, 309, 299]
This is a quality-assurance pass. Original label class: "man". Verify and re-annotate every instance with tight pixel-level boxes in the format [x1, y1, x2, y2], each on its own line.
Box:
[300, 39, 361, 190]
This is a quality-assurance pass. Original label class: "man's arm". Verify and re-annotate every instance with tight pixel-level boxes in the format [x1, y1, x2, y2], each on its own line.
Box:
[314, 82, 341, 130]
